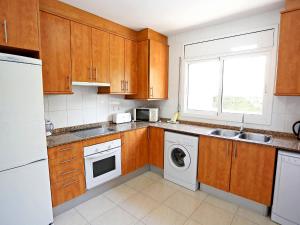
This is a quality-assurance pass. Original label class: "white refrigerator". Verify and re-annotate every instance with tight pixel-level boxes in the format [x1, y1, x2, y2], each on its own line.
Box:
[0, 53, 53, 225]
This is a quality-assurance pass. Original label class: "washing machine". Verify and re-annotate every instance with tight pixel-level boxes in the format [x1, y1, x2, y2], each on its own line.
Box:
[164, 131, 199, 191]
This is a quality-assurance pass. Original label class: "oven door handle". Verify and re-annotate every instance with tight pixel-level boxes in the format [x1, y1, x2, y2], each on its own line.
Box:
[85, 148, 119, 159]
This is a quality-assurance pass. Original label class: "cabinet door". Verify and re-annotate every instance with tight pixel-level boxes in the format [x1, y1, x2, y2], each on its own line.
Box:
[125, 39, 137, 94]
[149, 40, 169, 99]
[136, 128, 149, 169]
[40, 12, 72, 94]
[198, 136, 232, 192]
[109, 34, 125, 93]
[92, 28, 110, 83]
[0, 0, 39, 50]
[276, 9, 300, 95]
[71, 22, 92, 82]
[149, 127, 164, 169]
[121, 130, 137, 175]
[230, 142, 276, 206]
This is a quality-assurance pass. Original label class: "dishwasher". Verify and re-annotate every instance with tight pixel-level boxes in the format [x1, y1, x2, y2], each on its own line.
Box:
[272, 151, 300, 225]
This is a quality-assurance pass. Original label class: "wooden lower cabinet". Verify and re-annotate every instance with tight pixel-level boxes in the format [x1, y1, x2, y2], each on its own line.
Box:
[121, 128, 149, 175]
[149, 127, 164, 169]
[230, 142, 276, 206]
[198, 136, 232, 192]
[48, 142, 86, 207]
[198, 136, 276, 205]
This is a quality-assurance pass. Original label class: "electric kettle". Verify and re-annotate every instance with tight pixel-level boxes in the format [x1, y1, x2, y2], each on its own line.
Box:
[292, 121, 300, 140]
[45, 119, 54, 136]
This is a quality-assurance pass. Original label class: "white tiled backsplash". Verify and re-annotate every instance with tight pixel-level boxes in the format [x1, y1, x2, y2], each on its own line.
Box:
[43, 86, 145, 129]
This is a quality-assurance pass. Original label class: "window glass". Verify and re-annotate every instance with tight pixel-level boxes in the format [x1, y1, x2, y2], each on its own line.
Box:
[187, 60, 220, 112]
[222, 55, 267, 114]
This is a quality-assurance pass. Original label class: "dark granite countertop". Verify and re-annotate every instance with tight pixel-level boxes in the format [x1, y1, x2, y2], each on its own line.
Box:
[47, 121, 300, 153]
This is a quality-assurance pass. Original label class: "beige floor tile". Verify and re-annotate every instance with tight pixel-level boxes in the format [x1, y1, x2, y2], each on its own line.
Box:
[204, 195, 238, 214]
[191, 202, 234, 225]
[159, 179, 184, 189]
[142, 205, 187, 225]
[125, 175, 156, 191]
[119, 193, 159, 219]
[184, 219, 202, 225]
[237, 207, 273, 225]
[164, 191, 202, 217]
[135, 221, 146, 225]
[54, 208, 88, 225]
[104, 184, 137, 204]
[142, 181, 177, 203]
[142, 171, 163, 181]
[90, 206, 138, 225]
[178, 188, 208, 202]
[75, 195, 115, 222]
[231, 216, 258, 225]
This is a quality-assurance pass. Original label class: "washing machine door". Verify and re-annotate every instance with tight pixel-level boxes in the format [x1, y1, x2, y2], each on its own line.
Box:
[168, 144, 191, 171]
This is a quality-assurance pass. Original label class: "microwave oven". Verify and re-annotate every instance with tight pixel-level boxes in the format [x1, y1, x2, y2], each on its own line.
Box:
[133, 108, 159, 122]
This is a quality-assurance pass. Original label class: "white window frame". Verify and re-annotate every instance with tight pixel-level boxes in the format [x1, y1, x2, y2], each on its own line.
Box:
[179, 28, 278, 125]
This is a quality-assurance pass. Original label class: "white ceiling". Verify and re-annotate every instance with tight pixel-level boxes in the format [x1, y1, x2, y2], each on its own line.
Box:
[61, 0, 284, 35]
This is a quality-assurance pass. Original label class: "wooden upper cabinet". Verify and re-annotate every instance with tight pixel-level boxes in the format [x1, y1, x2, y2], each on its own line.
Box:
[40, 12, 72, 94]
[149, 127, 164, 169]
[230, 142, 276, 206]
[198, 136, 232, 192]
[0, 0, 39, 51]
[125, 39, 138, 94]
[109, 34, 125, 93]
[92, 28, 110, 84]
[275, 9, 300, 95]
[126, 37, 169, 100]
[149, 40, 169, 99]
[71, 21, 92, 82]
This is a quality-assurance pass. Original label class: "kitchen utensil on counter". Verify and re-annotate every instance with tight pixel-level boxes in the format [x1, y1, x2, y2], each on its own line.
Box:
[167, 111, 180, 124]
[292, 121, 300, 140]
[45, 119, 54, 136]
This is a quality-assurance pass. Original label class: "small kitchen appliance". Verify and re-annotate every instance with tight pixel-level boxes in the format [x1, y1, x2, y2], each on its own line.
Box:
[45, 119, 54, 136]
[292, 121, 300, 140]
[113, 112, 132, 124]
[133, 108, 159, 122]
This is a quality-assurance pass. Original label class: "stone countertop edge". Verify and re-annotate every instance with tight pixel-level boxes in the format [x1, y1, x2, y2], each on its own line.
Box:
[47, 121, 300, 153]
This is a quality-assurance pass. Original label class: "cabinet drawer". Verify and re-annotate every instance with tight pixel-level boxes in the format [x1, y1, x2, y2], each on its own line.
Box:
[48, 142, 83, 160]
[49, 158, 85, 183]
[50, 173, 86, 207]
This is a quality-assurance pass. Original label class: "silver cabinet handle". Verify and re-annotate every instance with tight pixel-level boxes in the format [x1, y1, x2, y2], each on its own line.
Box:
[94, 67, 98, 81]
[3, 19, 8, 44]
[63, 180, 79, 188]
[59, 157, 77, 164]
[150, 87, 154, 97]
[125, 80, 128, 92]
[234, 143, 237, 158]
[121, 80, 124, 91]
[227, 142, 230, 157]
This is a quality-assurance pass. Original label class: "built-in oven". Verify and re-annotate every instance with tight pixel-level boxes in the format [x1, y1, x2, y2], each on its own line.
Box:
[84, 139, 121, 190]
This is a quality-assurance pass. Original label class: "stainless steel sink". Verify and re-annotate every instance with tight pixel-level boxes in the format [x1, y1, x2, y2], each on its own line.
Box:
[210, 129, 240, 138]
[237, 132, 272, 143]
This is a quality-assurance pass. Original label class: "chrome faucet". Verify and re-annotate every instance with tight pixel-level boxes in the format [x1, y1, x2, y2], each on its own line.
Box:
[240, 114, 245, 133]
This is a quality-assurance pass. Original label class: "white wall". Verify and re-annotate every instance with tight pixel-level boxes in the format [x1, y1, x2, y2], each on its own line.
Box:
[43, 86, 144, 129]
[156, 9, 300, 133]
